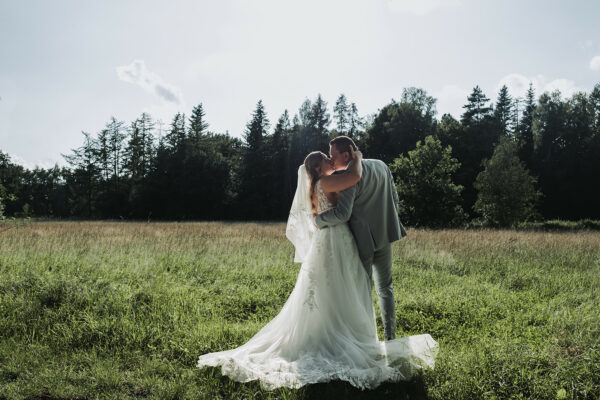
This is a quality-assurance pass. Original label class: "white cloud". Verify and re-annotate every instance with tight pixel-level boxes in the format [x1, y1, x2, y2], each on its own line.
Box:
[387, 0, 462, 15]
[496, 73, 532, 99]
[590, 56, 600, 71]
[496, 73, 582, 100]
[6, 153, 64, 170]
[542, 78, 581, 97]
[579, 39, 594, 51]
[116, 60, 184, 105]
[436, 73, 585, 120]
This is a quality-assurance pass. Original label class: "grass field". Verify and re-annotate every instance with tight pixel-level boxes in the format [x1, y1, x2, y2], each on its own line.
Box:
[0, 221, 599, 399]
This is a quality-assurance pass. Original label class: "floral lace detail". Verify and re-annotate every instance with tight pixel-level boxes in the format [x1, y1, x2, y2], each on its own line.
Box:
[303, 283, 318, 311]
[316, 180, 334, 214]
[302, 180, 334, 313]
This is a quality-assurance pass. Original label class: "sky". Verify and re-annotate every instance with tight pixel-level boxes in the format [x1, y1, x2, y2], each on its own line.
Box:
[1, 0, 600, 169]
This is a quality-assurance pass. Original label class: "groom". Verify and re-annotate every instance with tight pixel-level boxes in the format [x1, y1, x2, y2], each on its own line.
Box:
[314, 136, 406, 341]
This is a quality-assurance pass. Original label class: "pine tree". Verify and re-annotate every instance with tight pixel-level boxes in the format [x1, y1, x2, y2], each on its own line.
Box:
[138, 112, 155, 178]
[105, 117, 126, 216]
[461, 86, 492, 126]
[311, 94, 331, 151]
[244, 100, 269, 150]
[334, 94, 350, 134]
[106, 117, 126, 183]
[452, 86, 498, 215]
[288, 112, 306, 182]
[123, 114, 155, 215]
[240, 100, 271, 218]
[296, 99, 313, 158]
[533, 90, 566, 165]
[511, 97, 522, 136]
[96, 128, 111, 183]
[124, 119, 143, 180]
[165, 113, 186, 153]
[188, 103, 209, 148]
[268, 110, 292, 217]
[62, 132, 101, 217]
[494, 85, 513, 136]
[348, 102, 363, 140]
[516, 83, 536, 168]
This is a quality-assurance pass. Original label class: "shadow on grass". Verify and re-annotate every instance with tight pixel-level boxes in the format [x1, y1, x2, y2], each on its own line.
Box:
[296, 375, 429, 400]
[200, 367, 429, 400]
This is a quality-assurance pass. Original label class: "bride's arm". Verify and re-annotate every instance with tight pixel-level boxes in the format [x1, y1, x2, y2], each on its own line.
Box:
[319, 149, 362, 193]
[314, 185, 356, 228]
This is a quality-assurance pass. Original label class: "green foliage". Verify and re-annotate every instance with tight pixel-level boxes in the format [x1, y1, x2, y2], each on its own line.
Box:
[243, 100, 270, 151]
[461, 85, 492, 126]
[62, 132, 102, 217]
[515, 83, 536, 169]
[165, 112, 187, 152]
[364, 88, 437, 164]
[450, 86, 503, 214]
[390, 136, 466, 227]
[333, 94, 363, 140]
[474, 138, 541, 227]
[531, 88, 600, 220]
[533, 91, 567, 164]
[239, 100, 273, 219]
[5, 83, 600, 223]
[334, 94, 350, 134]
[294, 94, 331, 154]
[494, 85, 513, 136]
[0, 186, 4, 219]
[266, 110, 294, 218]
[348, 102, 363, 140]
[124, 112, 155, 182]
[188, 103, 209, 144]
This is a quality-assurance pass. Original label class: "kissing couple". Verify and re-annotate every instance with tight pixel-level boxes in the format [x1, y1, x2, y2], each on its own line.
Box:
[198, 136, 439, 390]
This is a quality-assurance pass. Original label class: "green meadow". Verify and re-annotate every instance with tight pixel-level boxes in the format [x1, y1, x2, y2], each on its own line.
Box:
[0, 221, 598, 399]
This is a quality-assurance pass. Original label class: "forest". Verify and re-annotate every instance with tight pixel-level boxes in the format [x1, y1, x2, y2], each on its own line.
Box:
[2, 83, 600, 227]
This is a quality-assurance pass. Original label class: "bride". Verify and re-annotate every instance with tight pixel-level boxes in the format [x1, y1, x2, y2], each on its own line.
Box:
[197, 148, 439, 390]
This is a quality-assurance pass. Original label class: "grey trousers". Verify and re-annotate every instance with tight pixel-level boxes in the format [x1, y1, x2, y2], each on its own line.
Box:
[361, 243, 396, 341]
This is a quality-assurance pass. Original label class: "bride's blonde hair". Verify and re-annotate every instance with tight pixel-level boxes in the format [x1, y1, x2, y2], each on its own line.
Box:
[304, 151, 326, 211]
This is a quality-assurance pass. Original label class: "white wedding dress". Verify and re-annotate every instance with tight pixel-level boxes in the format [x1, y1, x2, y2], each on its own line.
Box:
[197, 174, 439, 390]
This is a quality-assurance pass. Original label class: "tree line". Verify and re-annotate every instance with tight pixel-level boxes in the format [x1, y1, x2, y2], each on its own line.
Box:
[1, 83, 600, 227]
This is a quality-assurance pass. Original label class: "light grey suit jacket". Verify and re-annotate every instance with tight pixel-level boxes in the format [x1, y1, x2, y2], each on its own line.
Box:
[315, 158, 407, 260]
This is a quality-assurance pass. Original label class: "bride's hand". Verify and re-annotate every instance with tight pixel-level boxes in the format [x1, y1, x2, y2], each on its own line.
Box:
[350, 146, 362, 161]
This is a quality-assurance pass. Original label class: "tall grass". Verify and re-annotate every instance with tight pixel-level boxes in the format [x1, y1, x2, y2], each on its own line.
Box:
[0, 222, 598, 399]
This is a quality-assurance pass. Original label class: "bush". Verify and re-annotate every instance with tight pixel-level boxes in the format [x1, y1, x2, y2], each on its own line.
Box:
[474, 137, 541, 227]
[390, 135, 467, 228]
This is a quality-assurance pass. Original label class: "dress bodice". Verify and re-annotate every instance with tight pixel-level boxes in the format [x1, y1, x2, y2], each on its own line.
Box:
[316, 180, 334, 214]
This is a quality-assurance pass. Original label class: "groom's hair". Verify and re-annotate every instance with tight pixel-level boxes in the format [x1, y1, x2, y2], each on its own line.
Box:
[330, 136, 357, 156]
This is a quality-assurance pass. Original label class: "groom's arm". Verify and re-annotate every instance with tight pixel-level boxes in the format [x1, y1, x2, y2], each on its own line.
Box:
[314, 184, 357, 229]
